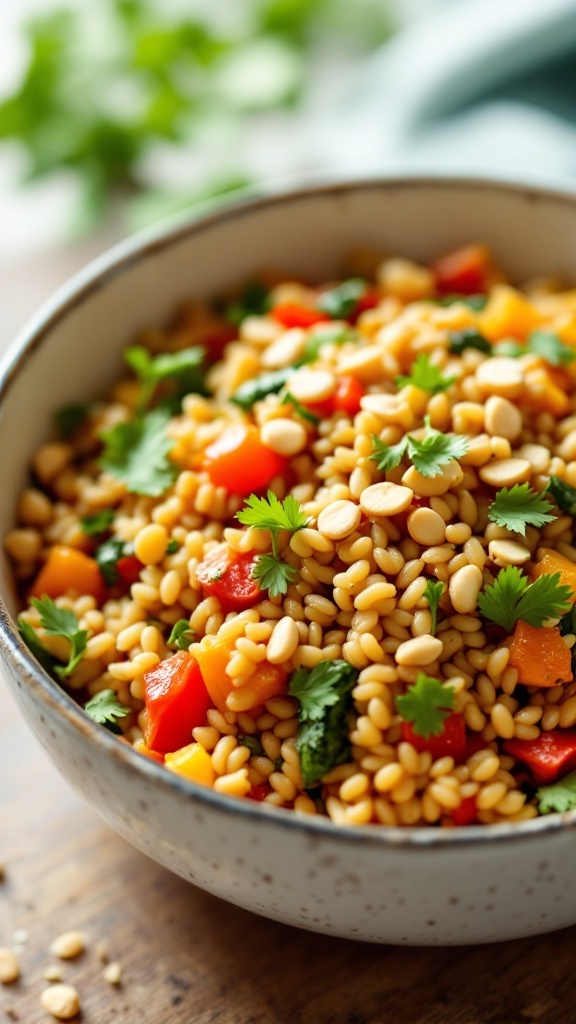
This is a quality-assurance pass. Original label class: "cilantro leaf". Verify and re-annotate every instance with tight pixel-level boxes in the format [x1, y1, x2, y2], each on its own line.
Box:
[435, 294, 487, 311]
[224, 280, 270, 326]
[99, 407, 177, 497]
[84, 689, 131, 734]
[478, 566, 572, 634]
[289, 660, 357, 787]
[125, 345, 206, 409]
[238, 734, 264, 756]
[448, 328, 491, 356]
[492, 339, 526, 358]
[230, 367, 293, 410]
[528, 330, 576, 367]
[487, 484, 556, 537]
[18, 619, 59, 675]
[407, 420, 469, 477]
[94, 537, 127, 587]
[166, 538, 180, 554]
[395, 673, 455, 739]
[316, 278, 367, 320]
[168, 619, 195, 650]
[299, 324, 357, 365]
[251, 553, 297, 598]
[30, 595, 89, 679]
[422, 579, 444, 636]
[537, 769, 576, 814]
[396, 354, 454, 394]
[55, 403, 90, 438]
[547, 476, 576, 518]
[81, 508, 116, 537]
[369, 434, 408, 472]
[236, 491, 310, 536]
[281, 391, 320, 425]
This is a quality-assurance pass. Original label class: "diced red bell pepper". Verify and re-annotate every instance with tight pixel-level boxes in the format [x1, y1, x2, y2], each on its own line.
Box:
[270, 302, 331, 329]
[196, 545, 262, 612]
[201, 324, 237, 364]
[401, 713, 467, 763]
[202, 423, 287, 496]
[504, 729, 576, 785]
[143, 650, 212, 754]
[310, 374, 365, 419]
[464, 732, 488, 759]
[431, 244, 490, 296]
[450, 795, 477, 826]
[246, 783, 272, 802]
[115, 554, 143, 587]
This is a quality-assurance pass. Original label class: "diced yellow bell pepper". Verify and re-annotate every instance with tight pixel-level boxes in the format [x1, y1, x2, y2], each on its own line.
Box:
[479, 285, 540, 342]
[164, 742, 216, 786]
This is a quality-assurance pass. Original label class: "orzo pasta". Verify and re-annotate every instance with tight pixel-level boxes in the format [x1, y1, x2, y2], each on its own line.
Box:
[11, 241, 576, 827]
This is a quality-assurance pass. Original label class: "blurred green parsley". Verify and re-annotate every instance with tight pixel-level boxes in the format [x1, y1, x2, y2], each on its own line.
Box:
[0, 0, 394, 231]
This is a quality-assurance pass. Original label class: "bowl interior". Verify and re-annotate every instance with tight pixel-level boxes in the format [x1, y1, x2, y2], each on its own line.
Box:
[1, 177, 575, 606]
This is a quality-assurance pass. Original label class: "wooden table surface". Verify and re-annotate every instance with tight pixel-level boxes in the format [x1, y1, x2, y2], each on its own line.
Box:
[2, 241, 576, 1024]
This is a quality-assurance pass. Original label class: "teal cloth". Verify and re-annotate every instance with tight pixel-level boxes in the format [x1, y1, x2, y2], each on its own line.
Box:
[322, 0, 576, 185]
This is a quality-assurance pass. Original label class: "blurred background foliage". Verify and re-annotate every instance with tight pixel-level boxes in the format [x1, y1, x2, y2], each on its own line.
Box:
[0, 0, 396, 232]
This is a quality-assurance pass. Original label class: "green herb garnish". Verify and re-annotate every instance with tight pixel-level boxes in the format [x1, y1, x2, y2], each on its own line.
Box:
[395, 673, 455, 739]
[99, 407, 177, 497]
[289, 660, 357, 787]
[478, 566, 572, 634]
[448, 327, 491, 356]
[547, 476, 576, 517]
[124, 345, 206, 409]
[230, 367, 293, 410]
[316, 278, 367, 320]
[81, 509, 115, 537]
[537, 770, 576, 814]
[281, 391, 320, 425]
[28, 596, 89, 679]
[84, 689, 131, 734]
[422, 579, 444, 636]
[236, 491, 310, 598]
[55, 403, 90, 439]
[487, 484, 556, 537]
[370, 419, 469, 477]
[167, 619, 195, 650]
[396, 354, 455, 394]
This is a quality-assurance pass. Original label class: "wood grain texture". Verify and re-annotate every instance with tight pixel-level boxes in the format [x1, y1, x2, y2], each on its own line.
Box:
[1, 675, 576, 1024]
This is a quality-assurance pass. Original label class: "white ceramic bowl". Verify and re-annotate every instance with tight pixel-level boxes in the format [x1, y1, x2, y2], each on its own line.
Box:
[3, 177, 576, 946]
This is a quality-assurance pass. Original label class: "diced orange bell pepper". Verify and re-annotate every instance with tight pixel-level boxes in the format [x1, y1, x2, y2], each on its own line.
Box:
[479, 285, 540, 342]
[531, 548, 576, 603]
[507, 620, 573, 687]
[194, 633, 287, 714]
[193, 634, 237, 714]
[29, 545, 106, 603]
[164, 742, 216, 786]
[133, 738, 165, 764]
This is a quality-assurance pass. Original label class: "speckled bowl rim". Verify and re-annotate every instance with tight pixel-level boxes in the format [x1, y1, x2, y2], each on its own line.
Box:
[3, 173, 576, 851]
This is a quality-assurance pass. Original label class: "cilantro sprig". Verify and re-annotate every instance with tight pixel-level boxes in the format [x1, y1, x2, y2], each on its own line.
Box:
[396, 354, 455, 394]
[537, 770, 576, 815]
[448, 328, 491, 356]
[422, 579, 444, 636]
[168, 619, 196, 651]
[478, 566, 572, 634]
[125, 345, 206, 410]
[84, 689, 131, 733]
[487, 484, 556, 537]
[490, 330, 576, 366]
[395, 673, 455, 739]
[281, 391, 320, 425]
[316, 278, 367, 320]
[99, 407, 177, 497]
[236, 491, 310, 598]
[547, 476, 576, 517]
[24, 596, 89, 679]
[81, 508, 116, 537]
[289, 660, 357, 787]
[370, 418, 468, 478]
